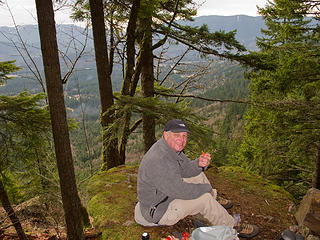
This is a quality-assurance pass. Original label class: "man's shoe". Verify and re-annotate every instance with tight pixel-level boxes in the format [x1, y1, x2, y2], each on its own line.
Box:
[217, 196, 233, 209]
[235, 223, 259, 238]
[192, 218, 209, 228]
[278, 229, 305, 240]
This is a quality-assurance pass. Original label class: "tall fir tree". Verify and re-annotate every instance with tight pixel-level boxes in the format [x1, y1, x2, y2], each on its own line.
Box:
[236, 0, 320, 196]
[0, 61, 51, 240]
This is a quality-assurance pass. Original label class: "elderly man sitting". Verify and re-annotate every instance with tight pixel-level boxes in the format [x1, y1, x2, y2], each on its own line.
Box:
[135, 119, 259, 238]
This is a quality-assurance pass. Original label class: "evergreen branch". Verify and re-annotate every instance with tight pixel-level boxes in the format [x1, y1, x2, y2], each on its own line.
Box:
[130, 118, 142, 133]
[152, 0, 181, 50]
[153, 28, 255, 65]
[155, 18, 246, 51]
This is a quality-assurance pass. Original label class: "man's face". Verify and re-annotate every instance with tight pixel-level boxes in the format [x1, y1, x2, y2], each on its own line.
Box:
[164, 131, 188, 152]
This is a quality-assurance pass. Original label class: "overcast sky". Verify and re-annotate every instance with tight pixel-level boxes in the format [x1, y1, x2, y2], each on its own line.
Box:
[0, 0, 268, 27]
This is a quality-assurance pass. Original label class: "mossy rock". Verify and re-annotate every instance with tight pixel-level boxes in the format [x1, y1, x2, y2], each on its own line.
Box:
[87, 165, 295, 240]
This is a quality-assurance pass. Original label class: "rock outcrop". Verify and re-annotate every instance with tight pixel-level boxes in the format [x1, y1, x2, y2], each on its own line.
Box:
[295, 188, 320, 235]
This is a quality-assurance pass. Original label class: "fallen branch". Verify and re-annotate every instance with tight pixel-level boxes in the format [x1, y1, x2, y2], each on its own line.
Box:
[1, 231, 102, 239]
[2, 232, 32, 238]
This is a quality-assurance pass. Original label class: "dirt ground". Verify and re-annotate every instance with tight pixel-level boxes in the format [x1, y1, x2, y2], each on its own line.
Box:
[210, 169, 296, 240]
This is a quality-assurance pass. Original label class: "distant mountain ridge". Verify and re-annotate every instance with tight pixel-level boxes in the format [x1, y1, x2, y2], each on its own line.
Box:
[187, 15, 264, 50]
[0, 24, 94, 71]
[0, 15, 265, 68]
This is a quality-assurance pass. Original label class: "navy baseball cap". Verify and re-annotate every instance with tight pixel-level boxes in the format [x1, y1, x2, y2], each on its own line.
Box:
[164, 119, 190, 133]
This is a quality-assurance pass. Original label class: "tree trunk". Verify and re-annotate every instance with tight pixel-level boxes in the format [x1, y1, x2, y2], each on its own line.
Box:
[312, 142, 320, 189]
[140, 10, 156, 152]
[119, 51, 143, 161]
[0, 179, 28, 240]
[118, 0, 141, 163]
[34, 1, 84, 239]
[89, 0, 120, 170]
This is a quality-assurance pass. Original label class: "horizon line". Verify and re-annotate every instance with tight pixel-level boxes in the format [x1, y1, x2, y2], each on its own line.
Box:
[0, 14, 262, 27]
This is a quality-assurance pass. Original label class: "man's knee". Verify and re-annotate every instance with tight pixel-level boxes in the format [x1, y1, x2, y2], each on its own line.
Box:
[199, 192, 213, 202]
[198, 192, 222, 211]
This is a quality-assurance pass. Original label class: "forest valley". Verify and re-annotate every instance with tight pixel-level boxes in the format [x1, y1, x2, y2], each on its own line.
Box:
[0, 0, 319, 239]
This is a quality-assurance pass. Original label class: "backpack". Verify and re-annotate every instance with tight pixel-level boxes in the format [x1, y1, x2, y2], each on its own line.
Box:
[190, 226, 239, 240]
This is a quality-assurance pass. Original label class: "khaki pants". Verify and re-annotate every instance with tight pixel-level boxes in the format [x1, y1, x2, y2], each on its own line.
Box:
[158, 172, 235, 228]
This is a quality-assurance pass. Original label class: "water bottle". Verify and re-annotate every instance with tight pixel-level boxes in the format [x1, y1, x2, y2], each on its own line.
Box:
[141, 232, 150, 240]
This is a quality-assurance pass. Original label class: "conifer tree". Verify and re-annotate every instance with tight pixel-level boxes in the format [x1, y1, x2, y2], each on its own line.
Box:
[0, 61, 21, 85]
[0, 61, 50, 240]
[88, 0, 121, 169]
[237, 0, 320, 195]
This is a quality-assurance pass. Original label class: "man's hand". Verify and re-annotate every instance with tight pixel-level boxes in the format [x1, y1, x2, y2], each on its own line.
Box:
[198, 152, 211, 167]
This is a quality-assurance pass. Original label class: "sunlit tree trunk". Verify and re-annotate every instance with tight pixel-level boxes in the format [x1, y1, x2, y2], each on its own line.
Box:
[35, 0, 84, 239]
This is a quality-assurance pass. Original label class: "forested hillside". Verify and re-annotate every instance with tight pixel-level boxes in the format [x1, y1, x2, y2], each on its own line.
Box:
[1, 0, 319, 239]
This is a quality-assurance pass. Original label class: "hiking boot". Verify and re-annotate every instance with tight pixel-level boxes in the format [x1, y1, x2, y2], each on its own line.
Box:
[192, 213, 211, 228]
[235, 223, 259, 238]
[278, 229, 305, 240]
[192, 218, 208, 228]
[217, 196, 233, 209]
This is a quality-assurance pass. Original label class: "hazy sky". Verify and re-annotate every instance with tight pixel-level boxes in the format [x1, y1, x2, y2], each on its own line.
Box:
[196, 0, 267, 16]
[0, 0, 268, 27]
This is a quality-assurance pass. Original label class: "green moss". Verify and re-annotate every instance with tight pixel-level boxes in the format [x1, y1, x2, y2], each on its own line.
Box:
[86, 165, 143, 238]
[80, 203, 91, 228]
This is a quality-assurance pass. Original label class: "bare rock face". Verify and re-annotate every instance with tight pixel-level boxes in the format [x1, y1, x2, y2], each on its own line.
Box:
[295, 188, 320, 235]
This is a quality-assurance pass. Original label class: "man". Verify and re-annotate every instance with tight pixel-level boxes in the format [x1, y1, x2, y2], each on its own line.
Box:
[136, 119, 259, 238]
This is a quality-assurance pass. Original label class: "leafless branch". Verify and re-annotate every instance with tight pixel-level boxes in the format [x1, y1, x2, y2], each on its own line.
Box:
[3, 2, 47, 102]
[60, 24, 90, 84]
[155, 92, 250, 104]
[159, 47, 191, 86]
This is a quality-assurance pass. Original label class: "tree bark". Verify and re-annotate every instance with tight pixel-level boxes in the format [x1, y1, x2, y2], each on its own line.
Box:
[140, 7, 156, 152]
[118, 0, 140, 163]
[34, 1, 84, 239]
[0, 179, 27, 240]
[312, 142, 320, 189]
[89, 0, 120, 169]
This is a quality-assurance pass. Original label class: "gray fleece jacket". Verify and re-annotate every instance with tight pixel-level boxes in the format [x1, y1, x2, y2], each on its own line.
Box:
[137, 136, 212, 223]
